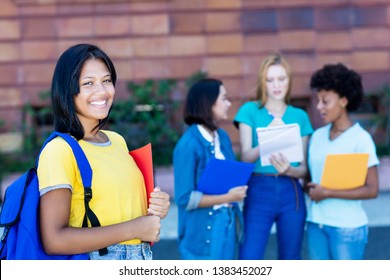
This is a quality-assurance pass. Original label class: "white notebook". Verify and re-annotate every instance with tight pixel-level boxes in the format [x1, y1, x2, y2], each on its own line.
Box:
[256, 123, 303, 166]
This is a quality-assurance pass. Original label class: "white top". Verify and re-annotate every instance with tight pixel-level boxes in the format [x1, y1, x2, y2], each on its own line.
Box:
[307, 123, 379, 228]
[197, 125, 225, 160]
[197, 125, 228, 208]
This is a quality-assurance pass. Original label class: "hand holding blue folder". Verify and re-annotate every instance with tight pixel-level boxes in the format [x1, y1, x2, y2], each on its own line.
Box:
[197, 158, 255, 195]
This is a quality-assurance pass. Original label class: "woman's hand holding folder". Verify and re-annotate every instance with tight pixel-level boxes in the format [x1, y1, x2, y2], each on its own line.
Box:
[226, 185, 248, 203]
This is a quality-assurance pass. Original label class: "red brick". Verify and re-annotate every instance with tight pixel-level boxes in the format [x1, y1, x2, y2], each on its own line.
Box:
[205, 12, 241, 32]
[54, 4, 93, 15]
[133, 37, 169, 57]
[352, 28, 390, 49]
[360, 72, 390, 93]
[241, 10, 277, 32]
[171, 0, 206, 10]
[278, 30, 316, 51]
[207, 34, 244, 54]
[315, 6, 353, 30]
[23, 86, 52, 106]
[23, 63, 55, 84]
[316, 53, 352, 69]
[242, 0, 331, 8]
[111, 60, 134, 82]
[241, 0, 277, 9]
[0, 20, 21, 40]
[221, 120, 239, 146]
[170, 13, 205, 34]
[57, 17, 94, 38]
[57, 39, 99, 56]
[388, 6, 390, 25]
[112, 80, 131, 101]
[291, 75, 311, 98]
[21, 41, 58, 61]
[18, 4, 56, 16]
[0, 65, 19, 86]
[94, 16, 131, 36]
[130, 1, 171, 12]
[222, 78, 244, 99]
[352, 51, 390, 71]
[243, 34, 280, 54]
[241, 76, 258, 100]
[0, 43, 20, 62]
[95, 2, 133, 13]
[97, 39, 134, 59]
[242, 54, 261, 76]
[0, 0, 18, 16]
[316, 31, 352, 51]
[132, 59, 171, 80]
[0, 109, 23, 131]
[131, 14, 169, 35]
[353, 0, 389, 4]
[313, 0, 349, 6]
[279, 0, 320, 7]
[22, 18, 57, 39]
[169, 57, 203, 79]
[206, 57, 242, 76]
[283, 54, 316, 75]
[206, 0, 241, 9]
[170, 36, 206, 56]
[278, 7, 314, 30]
[354, 5, 387, 27]
[0, 88, 22, 107]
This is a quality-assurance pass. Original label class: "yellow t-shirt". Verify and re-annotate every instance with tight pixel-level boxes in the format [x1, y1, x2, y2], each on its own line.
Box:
[37, 130, 147, 244]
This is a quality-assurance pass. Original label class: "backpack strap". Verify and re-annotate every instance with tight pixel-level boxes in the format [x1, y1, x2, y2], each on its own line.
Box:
[38, 132, 108, 256]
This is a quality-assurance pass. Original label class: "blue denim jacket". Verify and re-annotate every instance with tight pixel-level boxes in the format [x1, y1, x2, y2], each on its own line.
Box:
[173, 124, 241, 257]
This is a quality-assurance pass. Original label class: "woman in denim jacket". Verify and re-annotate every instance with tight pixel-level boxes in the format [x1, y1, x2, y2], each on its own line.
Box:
[173, 78, 248, 260]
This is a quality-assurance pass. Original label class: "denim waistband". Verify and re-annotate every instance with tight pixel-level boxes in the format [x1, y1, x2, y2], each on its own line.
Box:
[250, 174, 301, 212]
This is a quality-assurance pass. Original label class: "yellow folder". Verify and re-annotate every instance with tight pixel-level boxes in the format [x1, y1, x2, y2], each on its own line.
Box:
[320, 153, 369, 190]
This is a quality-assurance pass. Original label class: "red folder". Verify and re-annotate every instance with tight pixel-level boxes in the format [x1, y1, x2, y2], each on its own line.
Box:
[129, 143, 154, 204]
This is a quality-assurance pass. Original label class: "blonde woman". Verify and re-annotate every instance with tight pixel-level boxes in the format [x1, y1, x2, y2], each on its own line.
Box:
[233, 53, 313, 259]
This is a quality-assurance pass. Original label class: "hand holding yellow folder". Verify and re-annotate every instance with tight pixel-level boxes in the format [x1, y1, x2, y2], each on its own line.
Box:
[320, 153, 369, 190]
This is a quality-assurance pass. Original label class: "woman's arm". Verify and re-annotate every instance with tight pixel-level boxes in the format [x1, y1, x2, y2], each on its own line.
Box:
[39, 188, 161, 255]
[307, 165, 379, 202]
[197, 186, 248, 208]
[238, 122, 260, 163]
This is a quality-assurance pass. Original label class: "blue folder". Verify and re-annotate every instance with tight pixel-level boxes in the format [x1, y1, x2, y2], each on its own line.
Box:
[197, 157, 255, 195]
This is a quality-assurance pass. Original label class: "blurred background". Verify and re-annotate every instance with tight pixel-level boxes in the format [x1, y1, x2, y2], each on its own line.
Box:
[0, 0, 389, 259]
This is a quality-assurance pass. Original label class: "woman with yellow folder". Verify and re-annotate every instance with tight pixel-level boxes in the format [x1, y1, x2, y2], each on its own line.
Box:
[307, 63, 379, 260]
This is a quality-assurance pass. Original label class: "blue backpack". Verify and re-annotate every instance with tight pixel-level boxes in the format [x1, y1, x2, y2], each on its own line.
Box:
[0, 131, 107, 260]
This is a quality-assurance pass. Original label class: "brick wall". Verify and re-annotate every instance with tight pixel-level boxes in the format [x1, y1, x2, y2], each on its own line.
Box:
[1, 0, 390, 152]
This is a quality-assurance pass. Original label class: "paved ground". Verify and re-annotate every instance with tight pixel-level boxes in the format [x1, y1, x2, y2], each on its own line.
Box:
[154, 191, 390, 260]
[153, 227, 390, 260]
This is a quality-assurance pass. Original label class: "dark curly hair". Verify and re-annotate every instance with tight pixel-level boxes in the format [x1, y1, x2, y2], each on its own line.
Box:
[310, 63, 363, 112]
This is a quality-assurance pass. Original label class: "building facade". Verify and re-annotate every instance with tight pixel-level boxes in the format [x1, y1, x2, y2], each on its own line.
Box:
[1, 0, 390, 152]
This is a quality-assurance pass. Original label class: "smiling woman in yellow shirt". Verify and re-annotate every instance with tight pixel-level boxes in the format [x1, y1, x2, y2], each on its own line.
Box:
[37, 43, 170, 260]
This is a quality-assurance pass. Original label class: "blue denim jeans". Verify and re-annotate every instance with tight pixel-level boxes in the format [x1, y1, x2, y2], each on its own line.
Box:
[209, 206, 239, 259]
[239, 175, 306, 260]
[179, 206, 239, 260]
[306, 222, 368, 260]
[89, 242, 152, 260]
